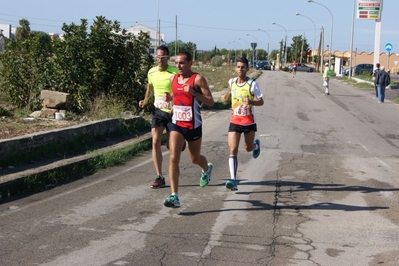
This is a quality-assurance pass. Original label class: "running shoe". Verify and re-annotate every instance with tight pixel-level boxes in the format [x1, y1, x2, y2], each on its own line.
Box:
[225, 179, 238, 191]
[200, 163, 213, 187]
[150, 175, 165, 188]
[252, 139, 261, 159]
[164, 194, 180, 208]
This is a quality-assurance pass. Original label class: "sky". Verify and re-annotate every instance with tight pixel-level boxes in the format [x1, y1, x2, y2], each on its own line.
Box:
[1, 0, 398, 54]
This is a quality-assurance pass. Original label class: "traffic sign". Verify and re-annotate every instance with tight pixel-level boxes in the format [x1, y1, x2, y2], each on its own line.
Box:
[385, 43, 393, 52]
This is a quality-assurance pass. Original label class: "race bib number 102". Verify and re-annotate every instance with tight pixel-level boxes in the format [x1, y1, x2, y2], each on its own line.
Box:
[155, 98, 172, 110]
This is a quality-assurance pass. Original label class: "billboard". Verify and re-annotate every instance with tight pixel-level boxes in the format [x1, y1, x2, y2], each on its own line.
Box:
[357, 0, 382, 20]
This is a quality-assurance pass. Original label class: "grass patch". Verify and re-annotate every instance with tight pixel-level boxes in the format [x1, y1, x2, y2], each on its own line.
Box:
[337, 76, 374, 89]
[0, 138, 152, 200]
[192, 65, 257, 92]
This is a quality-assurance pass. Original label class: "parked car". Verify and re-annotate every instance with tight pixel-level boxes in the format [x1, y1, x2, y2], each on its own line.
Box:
[255, 60, 271, 70]
[289, 63, 315, 72]
[343, 64, 373, 76]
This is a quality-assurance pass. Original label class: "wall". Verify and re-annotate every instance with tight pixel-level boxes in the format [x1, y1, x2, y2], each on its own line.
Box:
[322, 50, 399, 73]
[0, 117, 146, 162]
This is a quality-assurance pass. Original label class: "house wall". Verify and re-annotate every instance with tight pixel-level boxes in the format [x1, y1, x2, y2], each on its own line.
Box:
[310, 49, 399, 74]
[124, 23, 166, 56]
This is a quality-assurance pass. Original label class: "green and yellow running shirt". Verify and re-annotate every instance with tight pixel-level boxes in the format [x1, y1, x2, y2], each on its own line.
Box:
[148, 65, 178, 112]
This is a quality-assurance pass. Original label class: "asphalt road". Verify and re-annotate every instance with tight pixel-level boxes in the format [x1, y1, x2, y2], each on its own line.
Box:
[1, 70, 399, 266]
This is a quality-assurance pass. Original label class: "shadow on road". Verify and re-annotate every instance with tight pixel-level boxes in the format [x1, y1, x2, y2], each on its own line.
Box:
[179, 180, 394, 216]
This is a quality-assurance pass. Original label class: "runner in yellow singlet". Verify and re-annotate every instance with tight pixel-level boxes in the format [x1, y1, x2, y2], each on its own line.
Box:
[221, 57, 264, 191]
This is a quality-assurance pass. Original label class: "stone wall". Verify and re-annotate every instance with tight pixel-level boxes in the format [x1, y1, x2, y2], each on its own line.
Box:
[0, 117, 146, 162]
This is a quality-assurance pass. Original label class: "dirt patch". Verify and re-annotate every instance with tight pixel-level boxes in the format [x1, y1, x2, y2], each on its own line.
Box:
[0, 117, 87, 140]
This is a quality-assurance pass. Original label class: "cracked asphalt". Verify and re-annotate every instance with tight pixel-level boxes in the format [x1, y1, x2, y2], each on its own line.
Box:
[1, 70, 399, 266]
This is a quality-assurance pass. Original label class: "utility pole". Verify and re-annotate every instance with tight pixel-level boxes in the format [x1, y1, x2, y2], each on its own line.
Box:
[300, 33, 305, 64]
[175, 16, 177, 56]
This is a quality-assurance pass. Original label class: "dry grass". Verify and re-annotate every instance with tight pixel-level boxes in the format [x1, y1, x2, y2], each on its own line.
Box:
[192, 65, 257, 92]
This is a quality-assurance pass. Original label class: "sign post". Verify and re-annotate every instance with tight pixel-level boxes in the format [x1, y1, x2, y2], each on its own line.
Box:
[357, 0, 384, 72]
[385, 42, 392, 71]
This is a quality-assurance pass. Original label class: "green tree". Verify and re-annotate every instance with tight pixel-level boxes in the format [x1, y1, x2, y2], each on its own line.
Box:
[255, 49, 268, 60]
[289, 35, 310, 63]
[168, 40, 197, 57]
[0, 17, 153, 115]
[0, 20, 53, 110]
[52, 16, 152, 113]
[269, 49, 279, 60]
[15, 19, 30, 41]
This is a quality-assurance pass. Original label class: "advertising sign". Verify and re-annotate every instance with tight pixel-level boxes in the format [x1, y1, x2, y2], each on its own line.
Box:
[357, 0, 382, 19]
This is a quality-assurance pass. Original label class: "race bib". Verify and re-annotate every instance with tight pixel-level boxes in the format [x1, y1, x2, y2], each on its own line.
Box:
[233, 105, 250, 116]
[155, 97, 171, 110]
[173, 105, 192, 121]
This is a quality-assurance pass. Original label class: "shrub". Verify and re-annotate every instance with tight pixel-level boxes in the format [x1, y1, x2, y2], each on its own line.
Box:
[210, 56, 224, 67]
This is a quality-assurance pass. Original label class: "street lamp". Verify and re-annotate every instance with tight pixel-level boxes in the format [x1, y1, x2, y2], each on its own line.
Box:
[308, 0, 333, 67]
[295, 12, 316, 67]
[246, 33, 258, 64]
[228, 41, 237, 64]
[257, 28, 271, 59]
[238, 38, 250, 59]
[233, 40, 243, 57]
[272, 22, 288, 66]
[238, 38, 250, 48]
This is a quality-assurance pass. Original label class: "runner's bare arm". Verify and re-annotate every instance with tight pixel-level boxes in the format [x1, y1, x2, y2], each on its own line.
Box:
[221, 91, 231, 102]
[139, 83, 154, 108]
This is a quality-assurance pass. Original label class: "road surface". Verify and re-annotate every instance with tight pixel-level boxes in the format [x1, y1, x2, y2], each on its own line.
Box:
[1, 70, 399, 266]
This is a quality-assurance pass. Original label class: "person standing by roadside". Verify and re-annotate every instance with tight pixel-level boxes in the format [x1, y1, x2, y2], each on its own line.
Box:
[163, 51, 215, 208]
[372, 63, 381, 99]
[139, 45, 179, 189]
[221, 57, 264, 191]
[323, 62, 332, 96]
[375, 65, 390, 103]
[292, 60, 298, 78]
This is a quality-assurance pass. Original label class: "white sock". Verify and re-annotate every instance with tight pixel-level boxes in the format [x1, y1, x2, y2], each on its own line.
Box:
[229, 155, 237, 180]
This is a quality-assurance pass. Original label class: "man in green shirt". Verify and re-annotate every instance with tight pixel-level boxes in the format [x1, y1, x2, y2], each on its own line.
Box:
[139, 45, 179, 188]
[323, 62, 332, 96]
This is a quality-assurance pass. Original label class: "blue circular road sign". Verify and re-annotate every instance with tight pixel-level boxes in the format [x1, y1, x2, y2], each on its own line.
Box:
[385, 42, 393, 52]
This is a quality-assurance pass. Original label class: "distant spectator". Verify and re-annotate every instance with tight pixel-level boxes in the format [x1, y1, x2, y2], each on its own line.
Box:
[323, 63, 332, 96]
[372, 63, 380, 99]
[375, 66, 390, 103]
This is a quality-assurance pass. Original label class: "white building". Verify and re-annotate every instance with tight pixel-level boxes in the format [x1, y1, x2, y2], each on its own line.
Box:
[124, 23, 165, 56]
[0, 24, 14, 39]
[0, 30, 4, 52]
[0, 24, 16, 52]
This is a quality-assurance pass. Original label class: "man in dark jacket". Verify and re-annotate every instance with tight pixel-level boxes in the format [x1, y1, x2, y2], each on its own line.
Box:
[372, 63, 380, 99]
[375, 66, 390, 103]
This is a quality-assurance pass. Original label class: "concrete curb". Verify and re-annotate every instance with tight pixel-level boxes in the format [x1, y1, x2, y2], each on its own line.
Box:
[0, 132, 152, 199]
